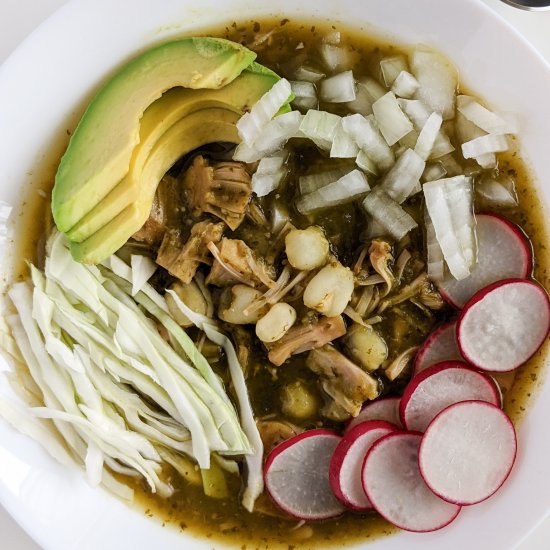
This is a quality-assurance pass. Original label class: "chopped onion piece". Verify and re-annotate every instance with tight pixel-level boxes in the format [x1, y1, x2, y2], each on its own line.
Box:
[355, 150, 378, 176]
[476, 175, 518, 208]
[342, 114, 394, 171]
[299, 109, 341, 151]
[425, 208, 445, 282]
[234, 111, 301, 162]
[398, 98, 455, 158]
[475, 152, 497, 169]
[372, 92, 413, 146]
[236, 78, 292, 145]
[294, 65, 325, 83]
[422, 162, 447, 182]
[296, 169, 370, 214]
[391, 70, 420, 98]
[415, 112, 443, 160]
[255, 151, 287, 175]
[319, 43, 358, 72]
[380, 55, 408, 87]
[252, 151, 289, 197]
[323, 30, 341, 45]
[380, 148, 426, 203]
[461, 134, 509, 159]
[319, 70, 356, 103]
[423, 176, 476, 280]
[330, 120, 360, 158]
[457, 95, 518, 134]
[411, 47, 457, 120]
[290, 80, 317, 111]
[299, 167, 351, 195]
[362, 187, 418, 240]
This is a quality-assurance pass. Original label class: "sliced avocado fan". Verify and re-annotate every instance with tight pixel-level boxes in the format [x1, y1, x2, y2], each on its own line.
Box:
[67, 65, 283, 244]
[52, 37, 257, 233]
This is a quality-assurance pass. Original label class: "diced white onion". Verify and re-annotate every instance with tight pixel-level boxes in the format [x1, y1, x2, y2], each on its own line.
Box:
[461, 134, 509, 159]
[330, 120, 359, 158]
[319, 70, 357, 103]
[355, 150, 378, 176]
[251, 174, 286, 197]
[422, 162, 447, 182]
[233, 111, 301, 163]
[476, 175, 518, 208]
[299, 109, 341, 151]
[380, 148, 426, 204]
[423, 176, 476, 280]
[319, 43, 357, 72]
[296, 169, 370, 214]
[323, 31, 341, 45]
[380, 55, 408, 87]
[372, 92, 413, 146]
[251, 151, 289, 197]
[298, 167, 352, 195]
[415, 112, 443, 160]
[475, 152, 497, 169]
[411, 47, 457, 120]
[398, 98, 455, 159]
[457, 95, 518, 134]
[424, 208, 445, 282]
[391, 70, 420, 98]
[290, 80, 317, 111]
[342, 114, 395, 171]
[293, 65, 326, 83]
[236, 78, 292, 145]
[362, 187, 418, 241]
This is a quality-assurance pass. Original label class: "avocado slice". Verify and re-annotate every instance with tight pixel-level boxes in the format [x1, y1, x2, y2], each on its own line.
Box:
[67, 65, 281, 243]
[52, 37, 256, 233]
[70, 107, 240, 264]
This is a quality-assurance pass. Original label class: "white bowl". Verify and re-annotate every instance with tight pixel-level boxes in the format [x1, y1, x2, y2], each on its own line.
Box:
[0, 0, 549, 548]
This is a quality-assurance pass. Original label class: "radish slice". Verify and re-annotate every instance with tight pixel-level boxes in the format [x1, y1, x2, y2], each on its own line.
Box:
[457, 278, 550, 372]
[400, 361, 500, 432]
[362, 432, 461, 532]
[264, 429, 345, 520]
[413, 321, 462, 376]
[419, 400, 517, 505]
[439, 213, 532, 308]
[346, 397, 402, 432]
[329, 421, 397, 511]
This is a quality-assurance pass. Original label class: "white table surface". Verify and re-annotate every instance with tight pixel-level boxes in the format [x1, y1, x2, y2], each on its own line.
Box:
[0, 0, 549, 548]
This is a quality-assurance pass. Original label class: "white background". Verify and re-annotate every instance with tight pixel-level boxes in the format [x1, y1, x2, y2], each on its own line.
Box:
[0, 0, 549, 548]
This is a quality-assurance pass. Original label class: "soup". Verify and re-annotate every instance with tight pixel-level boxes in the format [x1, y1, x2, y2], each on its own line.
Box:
[3, 16, 550, 550]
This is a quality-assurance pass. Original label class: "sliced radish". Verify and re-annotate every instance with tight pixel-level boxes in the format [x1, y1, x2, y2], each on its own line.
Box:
[419, 400, 517, 505]
[438, 213, 532, 308]
[346, 397, 402, 432]
[329, 421, 397, 511]
[413, 320, 462, 376]
[362, 432, 461, 532]
[457, 278, 550, 372]
[400, 361, 500, 432]
[264, 429, 345, 520]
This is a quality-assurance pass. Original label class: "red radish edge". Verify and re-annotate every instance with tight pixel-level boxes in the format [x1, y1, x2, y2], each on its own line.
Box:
[264, 428, 344, 520]
[438, 213, 533, 309]
[457, 278, 550, 372]
[330, 420, 398, 511]
[419, 400, 517, 506]
[346, 396, 402, 432]
[361, 431, 461, 532]
[412, 320, 462, 377]
[399, 361, 500, 432]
